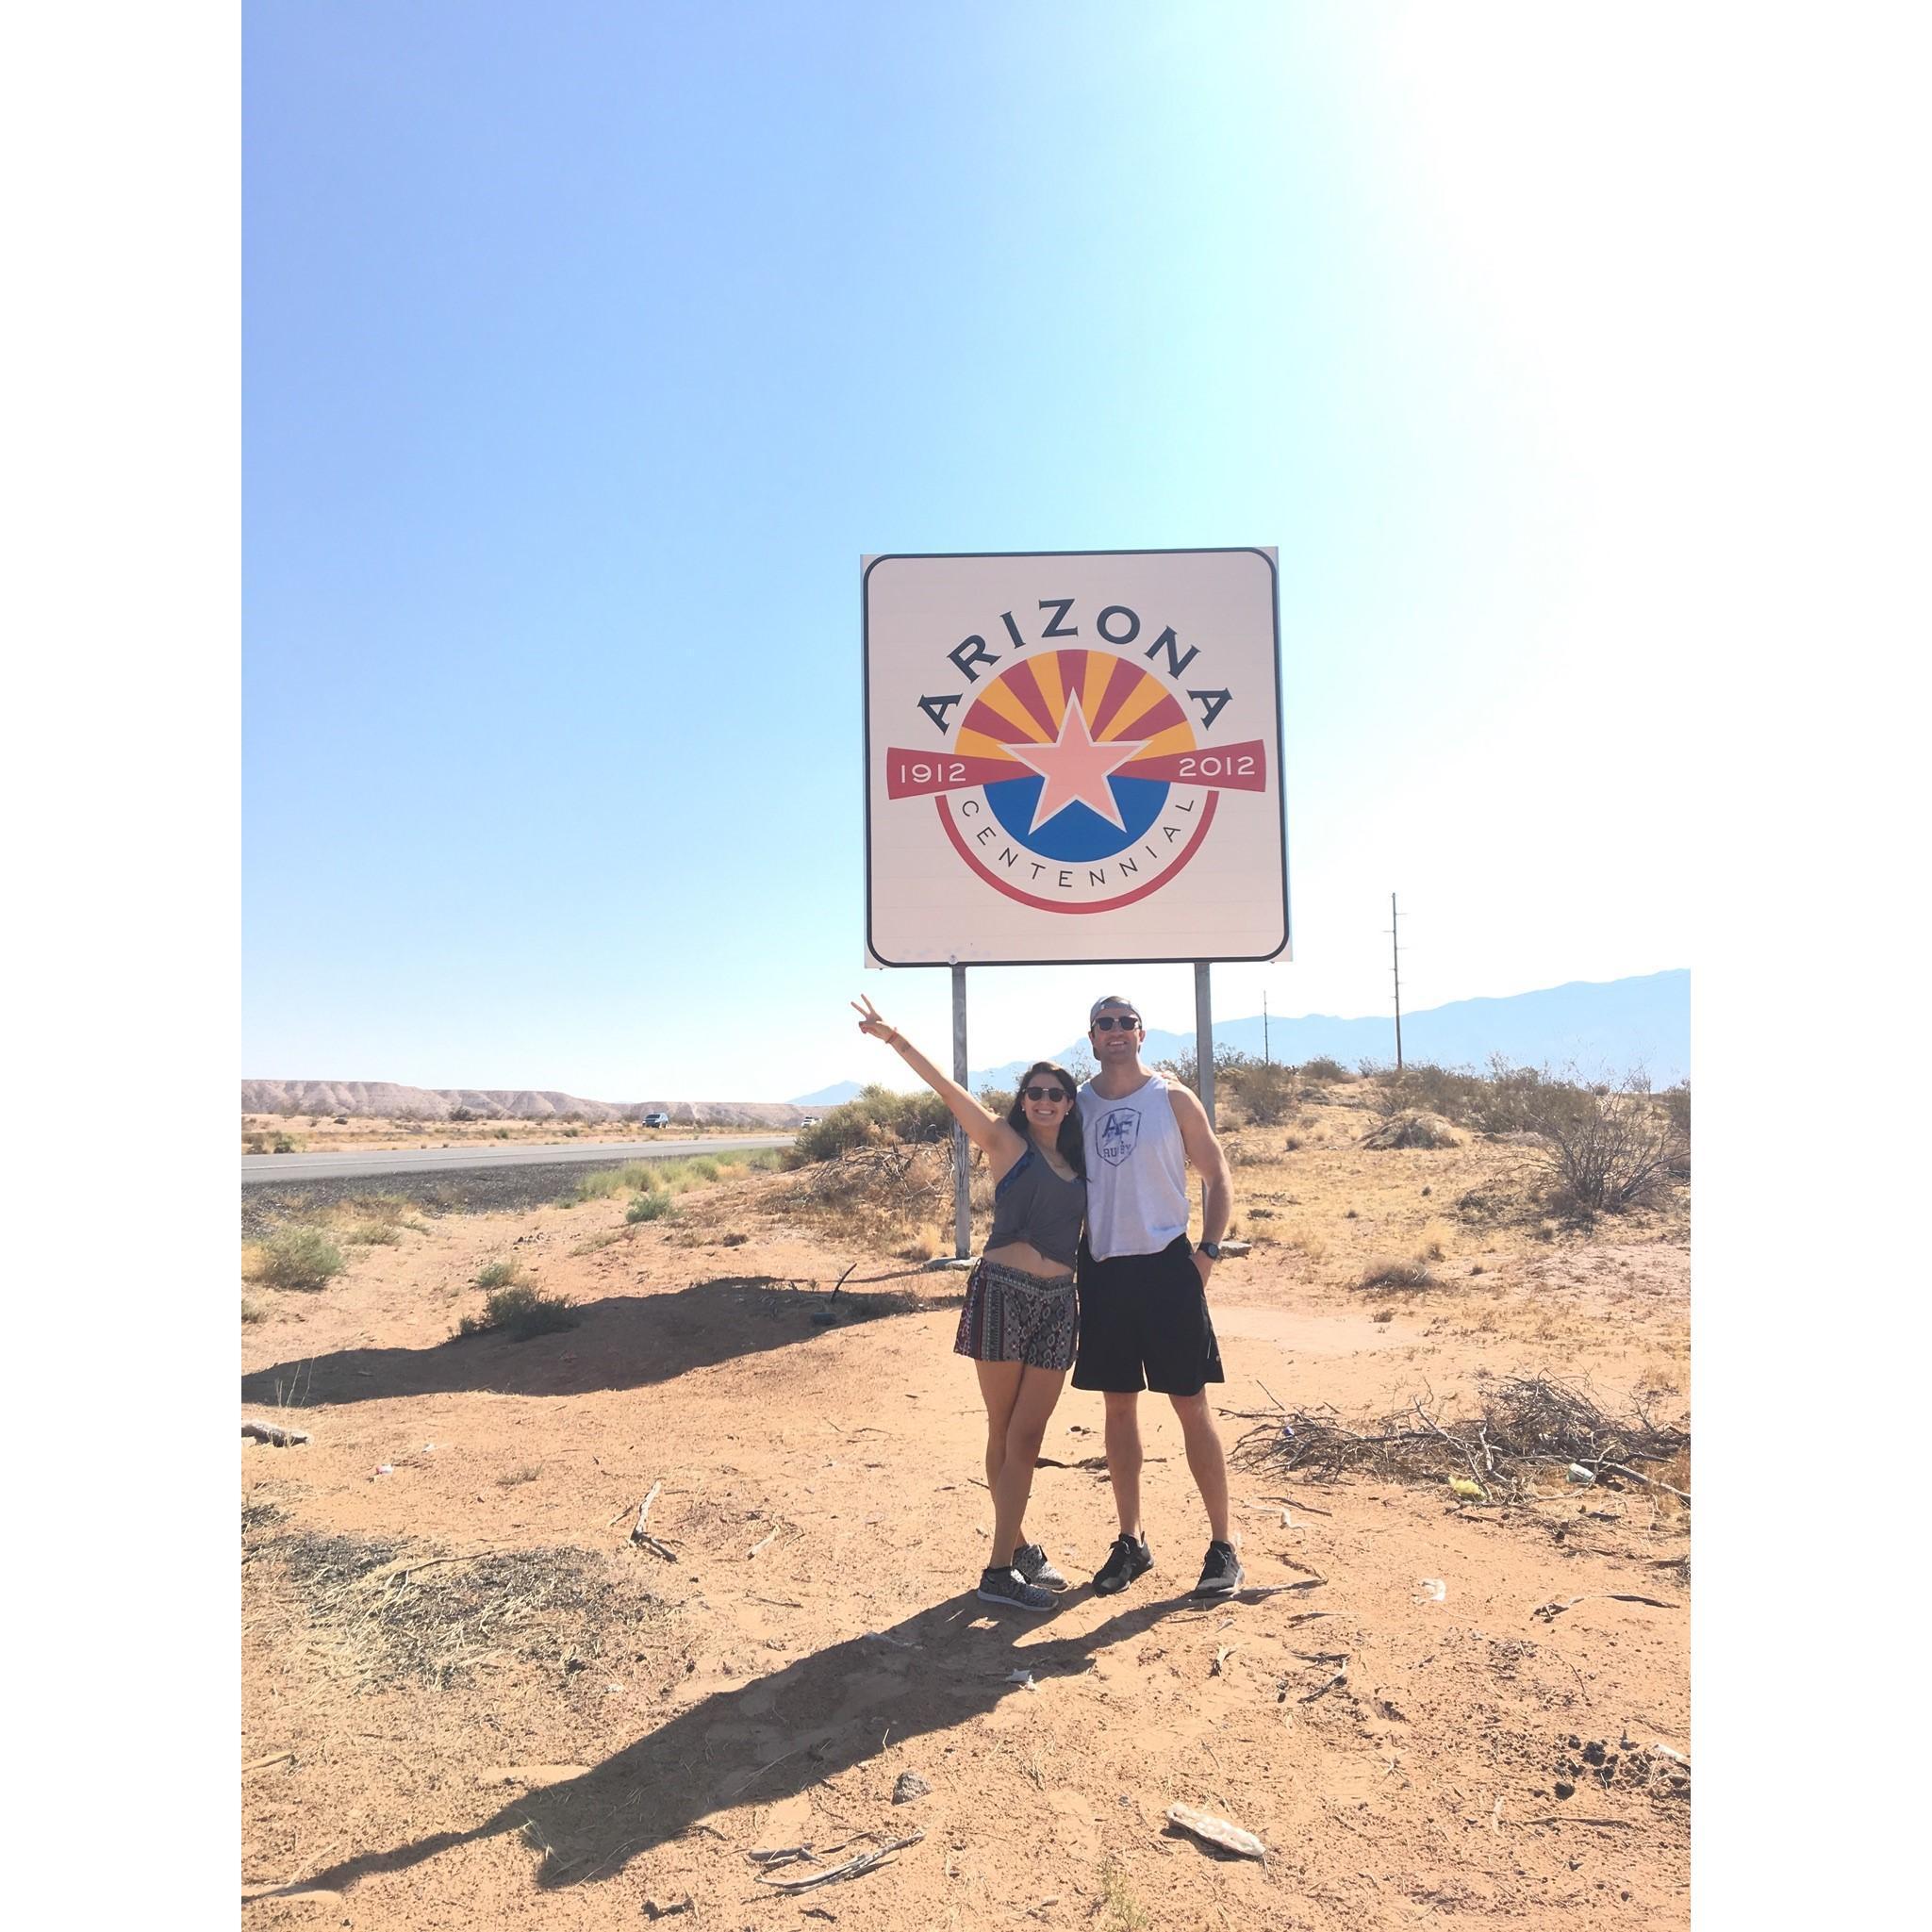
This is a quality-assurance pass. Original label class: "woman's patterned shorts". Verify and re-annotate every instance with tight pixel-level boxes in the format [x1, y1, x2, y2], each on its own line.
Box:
[953, 1258, 1079, 1372]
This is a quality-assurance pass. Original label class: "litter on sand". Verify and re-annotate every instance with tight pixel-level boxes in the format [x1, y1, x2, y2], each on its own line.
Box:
[1415, 1578, 1446, 1602]
[1448, 1478, 1487, 1501]
[1164, 1804, 1266, 1860]
[1002, 1669, 1039, 1691]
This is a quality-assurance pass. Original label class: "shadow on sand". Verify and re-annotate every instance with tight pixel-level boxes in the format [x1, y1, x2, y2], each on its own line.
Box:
[271, 1586, 1214, 1900]
[241, 1271, 938, 1410]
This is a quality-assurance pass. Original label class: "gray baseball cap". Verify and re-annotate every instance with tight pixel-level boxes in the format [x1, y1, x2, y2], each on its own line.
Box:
[1088, 996, 1141, 1024]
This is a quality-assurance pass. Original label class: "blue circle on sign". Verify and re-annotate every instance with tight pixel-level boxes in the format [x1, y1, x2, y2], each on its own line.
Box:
[983, 774, 1170, 863]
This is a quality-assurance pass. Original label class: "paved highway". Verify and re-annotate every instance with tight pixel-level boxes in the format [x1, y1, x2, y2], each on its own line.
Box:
[240, 1134, 794, 1185]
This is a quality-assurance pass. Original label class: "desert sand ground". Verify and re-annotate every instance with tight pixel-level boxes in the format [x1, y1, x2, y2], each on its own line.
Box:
[241, 1091, 1689, 1930]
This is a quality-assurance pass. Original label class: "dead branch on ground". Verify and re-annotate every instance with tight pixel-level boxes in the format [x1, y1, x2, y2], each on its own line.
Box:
[1235, 1371, 1688, 1510]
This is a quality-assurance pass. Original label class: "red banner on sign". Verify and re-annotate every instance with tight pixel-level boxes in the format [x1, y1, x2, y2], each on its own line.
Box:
[1116, 740, 1269, 791]
[884, 741, 1269, 799]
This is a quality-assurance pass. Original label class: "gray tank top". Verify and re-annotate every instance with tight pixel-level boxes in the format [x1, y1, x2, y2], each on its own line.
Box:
[985, 1148, 1085, 1268]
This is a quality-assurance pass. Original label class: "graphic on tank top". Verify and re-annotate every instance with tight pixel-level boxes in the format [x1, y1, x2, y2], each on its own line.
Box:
[1097, 1106, 1142, 1167]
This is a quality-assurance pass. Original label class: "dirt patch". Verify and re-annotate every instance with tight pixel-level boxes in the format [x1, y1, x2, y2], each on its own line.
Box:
[240, 1102, 1689, 1928]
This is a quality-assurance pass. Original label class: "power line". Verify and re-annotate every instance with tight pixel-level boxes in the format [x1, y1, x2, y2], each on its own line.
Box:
[1388, 892, 1404, 1073]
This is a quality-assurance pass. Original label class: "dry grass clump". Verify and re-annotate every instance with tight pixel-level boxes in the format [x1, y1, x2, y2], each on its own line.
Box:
[1355, 1257, 1441, 1292]
[1360, 1110, 1461, 1151]
[898, 1221, 944, 1262]
[785, 1141, 948, 1245]
[245, 1227, 345, 1292]
[473, 1257, 528, 1290]
[1239, 1372, 1690, 1509]
[459, 1280, 578, 1341]
[243, 1524, 665, 1690]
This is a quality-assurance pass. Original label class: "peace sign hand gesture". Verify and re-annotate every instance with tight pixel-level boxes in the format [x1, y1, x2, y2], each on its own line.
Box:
[851, 995, 898, 1044]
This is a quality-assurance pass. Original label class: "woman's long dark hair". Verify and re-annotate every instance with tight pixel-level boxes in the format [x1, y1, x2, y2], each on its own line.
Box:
[1005, 1062, 1086, 1176]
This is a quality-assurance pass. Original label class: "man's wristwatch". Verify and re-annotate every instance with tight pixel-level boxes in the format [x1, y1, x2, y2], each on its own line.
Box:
[1197, 1240, 1223, 1262]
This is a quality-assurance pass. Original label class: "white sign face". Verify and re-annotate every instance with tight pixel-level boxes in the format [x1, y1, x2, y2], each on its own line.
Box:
[864, 549, 1290, 966]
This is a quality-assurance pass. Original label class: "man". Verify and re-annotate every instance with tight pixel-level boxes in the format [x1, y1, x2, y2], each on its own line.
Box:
[1074, 995, 1244, 1600]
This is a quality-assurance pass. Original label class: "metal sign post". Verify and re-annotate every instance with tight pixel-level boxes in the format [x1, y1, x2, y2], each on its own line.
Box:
[951, 963, 971, 1258]
[1194, 961, 1215, 1129]
[1195, 960, 1215, 1227]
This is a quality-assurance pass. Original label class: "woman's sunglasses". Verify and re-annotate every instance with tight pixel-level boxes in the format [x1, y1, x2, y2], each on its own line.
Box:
[1091, 1015, 1140, 1031]
[1023, 1085, 1069, 1103]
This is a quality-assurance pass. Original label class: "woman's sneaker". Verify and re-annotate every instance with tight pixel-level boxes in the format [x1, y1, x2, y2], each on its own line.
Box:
[977, 1565, 1054, 1611]
[1014, 1543, 1068, 1591]
[1190, 1540, 1245, 1599]
[1092, 1534, 1153, 1595]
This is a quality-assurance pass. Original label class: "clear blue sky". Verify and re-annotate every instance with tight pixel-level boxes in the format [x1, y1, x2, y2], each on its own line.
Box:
[245, 2, 1695, 1101]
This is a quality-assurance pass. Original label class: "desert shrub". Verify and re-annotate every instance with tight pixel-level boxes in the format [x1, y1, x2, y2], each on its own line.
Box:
[626, 1190, 673, 1222]
[1219, 1056, 1297, 1126]
[495, 1126, 515, 1138]
[788, 1140, 946, 1232]
[1662, 1082, 1691, 1135]
[1360, 1110, 1461, 1150]
[1464, 1057, 1563, 1135]
[978, 1084, 1016, 1115]
[450, 1107, 477, 1122]
[1298, 1056, 1348, 1082]
[345, 1220, 403, 1246]
[240, 1295, 268, 1324]
[458, 1282, 577, 1341]
[789, 1085, 952, 1164]
[742, 1148, 784, 1173]
[247, 1228, 345, 1292]
[1355, 1257, 1441, 1291]
[473, 1258, 526, 1290]
[1519, 1074, 1685, 1217]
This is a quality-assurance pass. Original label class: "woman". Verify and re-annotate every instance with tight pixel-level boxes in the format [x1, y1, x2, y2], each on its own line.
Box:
[851, 994, 1085, 1612]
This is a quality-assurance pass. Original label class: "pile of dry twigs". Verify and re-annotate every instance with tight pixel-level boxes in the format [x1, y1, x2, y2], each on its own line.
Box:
[1235, 1372, 1690, 1507]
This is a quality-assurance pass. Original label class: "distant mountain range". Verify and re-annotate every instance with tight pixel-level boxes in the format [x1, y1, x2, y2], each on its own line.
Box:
[242, 1080, 807, 1128]
[792, 970, 1688, 1104]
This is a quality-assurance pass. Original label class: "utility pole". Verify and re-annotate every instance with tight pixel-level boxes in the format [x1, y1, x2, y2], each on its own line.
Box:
[1389, 892, 1404, 1073]
[1263, 989, 1271, 1065]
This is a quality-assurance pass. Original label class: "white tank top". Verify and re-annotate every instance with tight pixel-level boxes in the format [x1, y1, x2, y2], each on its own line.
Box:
[1078, 1072, 1190, 1261]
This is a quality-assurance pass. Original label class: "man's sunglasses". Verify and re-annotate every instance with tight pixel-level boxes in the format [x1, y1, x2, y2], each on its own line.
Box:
[1023, 1085, 1069, 1103]
[1091, 1015, 1140, 1032]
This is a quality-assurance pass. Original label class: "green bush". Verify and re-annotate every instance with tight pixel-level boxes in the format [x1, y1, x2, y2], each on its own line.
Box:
[626, 1190, 673, 1222]
[247, 1228, 344, 1293]
[474, 1258, 526, 1290]
[789, 1084, 952, 1164]
[1298, 1056, 1348, 1082]
[458, 1281, 578, 1341]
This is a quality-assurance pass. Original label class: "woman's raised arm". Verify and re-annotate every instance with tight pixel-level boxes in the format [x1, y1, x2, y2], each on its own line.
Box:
[850, 996, 1027, 1166]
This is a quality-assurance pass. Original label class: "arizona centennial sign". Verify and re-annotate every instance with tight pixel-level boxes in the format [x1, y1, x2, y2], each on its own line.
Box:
[864, 549, 1290, 966]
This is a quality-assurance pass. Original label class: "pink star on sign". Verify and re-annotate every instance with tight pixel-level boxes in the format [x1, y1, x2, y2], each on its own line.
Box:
[1001, 699, 1149, 834]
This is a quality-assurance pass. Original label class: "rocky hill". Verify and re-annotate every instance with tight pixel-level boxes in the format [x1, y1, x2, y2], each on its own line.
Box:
[241, 1080, 806, 1128]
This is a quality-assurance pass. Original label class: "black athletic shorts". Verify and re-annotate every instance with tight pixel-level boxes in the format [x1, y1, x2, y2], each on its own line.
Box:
[1072, 1233, 1224, 1397]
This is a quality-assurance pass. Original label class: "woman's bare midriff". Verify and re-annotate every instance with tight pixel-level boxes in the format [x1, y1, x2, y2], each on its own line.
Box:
[983, 1240, 1074, 1283]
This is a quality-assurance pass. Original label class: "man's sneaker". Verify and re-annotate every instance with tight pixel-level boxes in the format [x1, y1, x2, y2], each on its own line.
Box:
[1014, 1543, 1068, 1591]
[977, 1565, 1054, 1611]
[1092, 1534, 1153, 1596]
[1190, 1540, 1245, 1599]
